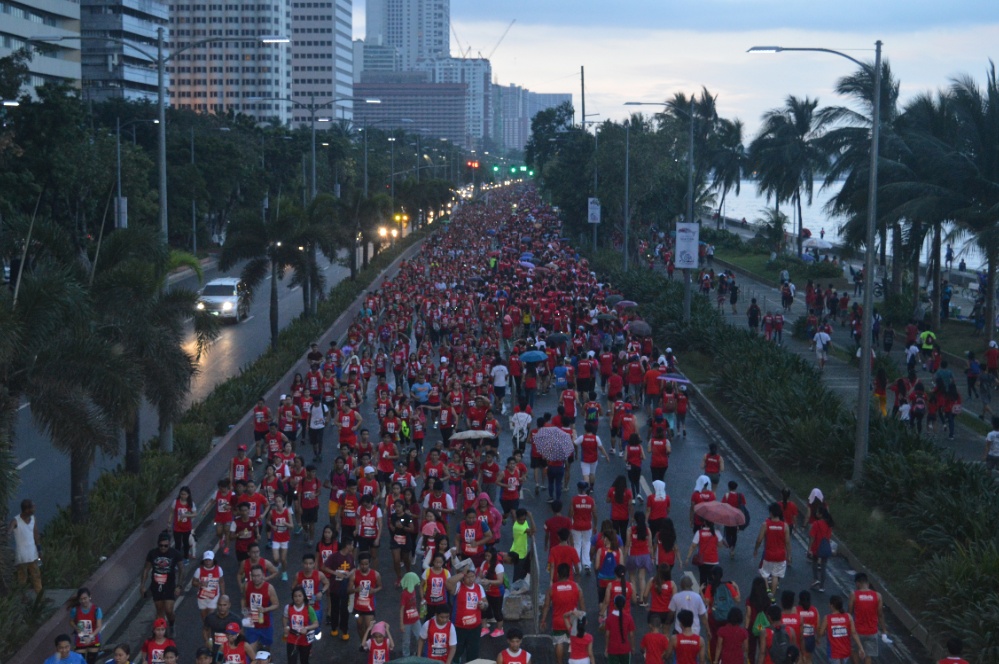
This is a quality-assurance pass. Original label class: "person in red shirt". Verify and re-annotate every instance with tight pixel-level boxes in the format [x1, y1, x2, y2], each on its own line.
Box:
[676, 386, 689, 437]
[539, 563, 582, 664]
[938, 638, 970, 664]
[231, 445, 254, 486]
[251, 397, 271, 460]
[715, 607, 749, 664]
[607, 476, 633, 542]
[213, 478, 235, 556]
[498, 457, 523, 520]
[753, 503, 791, 596]
[849, 573, 886, 664]
[600, 594, 636, 663]
[819, 595, 864, 664]
[640, 614, 670, 664]
[757, 605, 790, 664]
[335, 404, 362, 450]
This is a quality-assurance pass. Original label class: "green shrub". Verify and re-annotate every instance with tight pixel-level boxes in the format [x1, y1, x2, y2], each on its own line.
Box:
[767, 254, 844, 280]
[699, 228, 745, 250]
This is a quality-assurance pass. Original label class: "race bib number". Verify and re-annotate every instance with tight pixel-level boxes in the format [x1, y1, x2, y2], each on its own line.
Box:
[394, 534, 407, 545]
[77, 619, 93, 636]
[291, 613, 305, 632]
[214, 632, 227, 646]
[430, 578, 444, 600]
[431, 633, 448, 657]
[359, 580, 370, 598]
[153, 573, 168, 585]
[464, 591, 479, 611]
[831, 625, 848, 639]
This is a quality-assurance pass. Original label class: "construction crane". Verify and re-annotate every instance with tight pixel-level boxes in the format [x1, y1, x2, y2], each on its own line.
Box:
[486, 19, 516, 60]
[451, 24, 473, 59]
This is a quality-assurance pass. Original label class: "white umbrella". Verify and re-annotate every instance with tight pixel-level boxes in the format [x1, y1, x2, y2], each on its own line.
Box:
[803, 238, 834, 250]
[449, 429, 496, 441]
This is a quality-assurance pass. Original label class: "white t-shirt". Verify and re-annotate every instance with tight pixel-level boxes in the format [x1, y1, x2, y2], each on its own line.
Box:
[813, 332, 831, 351]
[491, 365, 510, 388]
[309, 402, 329, 429]
[987, 430, 999, 457]
[669, 590, 707, 635]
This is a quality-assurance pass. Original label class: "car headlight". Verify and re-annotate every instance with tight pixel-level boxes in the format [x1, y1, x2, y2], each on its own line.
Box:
[222, 301, 233, 311]
[196, 302, 205, 310]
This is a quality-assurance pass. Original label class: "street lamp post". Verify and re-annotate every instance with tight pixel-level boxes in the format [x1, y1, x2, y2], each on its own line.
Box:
[748, 41, 883, 483]
[623, 121, 630, 272]
[115, 117, 158, 228]
[388, 137, 396, 208]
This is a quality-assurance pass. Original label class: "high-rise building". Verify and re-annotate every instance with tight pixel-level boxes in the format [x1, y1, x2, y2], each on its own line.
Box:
[1, 0, 82, 98]
[492, 83, 572, 152]
[353, 79, 465, 145]
[290, 0, 353, 126]
[166, 1, 291, 123]
[364, 0, 447, 71]
[80, 0, 169, 103]
[417, 56, 488, 148]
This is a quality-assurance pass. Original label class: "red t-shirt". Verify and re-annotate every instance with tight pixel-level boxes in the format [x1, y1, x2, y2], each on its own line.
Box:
[607, 488, 632, 521]
[571, 495, 596, 531]
[716, 624, 749, 664]
[604, 610, 636, 655]
[640, 632, 669, 664]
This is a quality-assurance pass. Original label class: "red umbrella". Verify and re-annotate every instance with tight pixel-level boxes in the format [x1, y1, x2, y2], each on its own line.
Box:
[693, 501, 746, 527]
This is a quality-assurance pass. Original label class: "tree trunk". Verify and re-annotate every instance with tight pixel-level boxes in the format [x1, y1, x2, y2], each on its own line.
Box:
[716, 191, 727, 230]
[269, 262, 279, 349]
[880, 225, 888, 273]
[909, 220, 923, 316]
[891, 222, 904, 297]
[988, 246, 997, 345]
[309, 244, 319, 315]
[350, 241, 358, 281]
[301, 275, 310, 318]
[70, 443, 90, 524]
[931, 224, 942, 329]
[159, 415, 173, 454]
[362, 237, 370, 269]
[125, 411, 141, 474]
[795, 190, 804, 258]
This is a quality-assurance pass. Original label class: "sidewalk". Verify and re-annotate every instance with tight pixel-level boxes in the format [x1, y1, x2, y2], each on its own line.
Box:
[709, 256, 984, 464]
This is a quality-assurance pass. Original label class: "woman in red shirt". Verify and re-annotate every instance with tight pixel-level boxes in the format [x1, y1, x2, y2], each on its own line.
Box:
[701, 443, 724, 491]
[600, 595, 635, 664]
[606, 475, 633, 543]
[625, 512, 653, 606]
[646, 480, 671, 542]
[808, 507, 834, 592]
[170, 486, 196, 561]
[642, 563, 676, 626]
[623, 434, 645, 501]
[654, 519, 680, 572]
[689, 476, 715, 533]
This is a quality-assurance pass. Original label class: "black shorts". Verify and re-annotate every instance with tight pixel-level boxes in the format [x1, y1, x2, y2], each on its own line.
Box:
[500, 499, 519, 514]
[530, 456, 547, 469]
[610, 426, 621, 438]
[355, 536, 375, 552]
[376, 471, 392, 484]
[308, 427, 325, 446]
[150, 583, 176, 602]
[301, 506, 318, 524]
[254, 429, 266, 441]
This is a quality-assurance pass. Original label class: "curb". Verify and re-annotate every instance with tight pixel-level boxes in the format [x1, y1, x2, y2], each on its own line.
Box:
[685, 381, 935, 660]
[12, 239, 426, 664]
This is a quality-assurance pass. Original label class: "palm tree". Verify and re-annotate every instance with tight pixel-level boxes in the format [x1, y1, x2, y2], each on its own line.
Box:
[89, 226, 220, 467]
[710, 117, 747, 227]
[818, 61, 902, 292]
[750, 95, 830, 257]
[949, 64, 999, 340]
[220, 204, 300, 349]
[283, 193, 348, 316]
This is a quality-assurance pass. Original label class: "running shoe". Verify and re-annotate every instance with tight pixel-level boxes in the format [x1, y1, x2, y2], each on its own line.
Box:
[490, 628, 505, 638]
[330, 630, 339, 637]
[341, 633, 350, 641]
[481, 626, 491, 637]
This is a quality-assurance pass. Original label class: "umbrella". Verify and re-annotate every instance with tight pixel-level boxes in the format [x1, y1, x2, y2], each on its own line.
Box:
[547, 333, 569, 345]
[616, 300, 638, 309]
[803, 238, 833, 250]
[521, 235, 532, 244]
[532, 426, 574, 462]
[532, 266, 549, 273]
[449, 429, 496, 441]
[596, 313, 618, 321]
[657, 374, 692, 384]
[519, 261, 536, 269]
[520, 252, 534, 259]
[628, 321, 652, 337]
[801, 228, 812, 238]
[693, 501, 746, 527]
[486, 229, 496, 236]
[519, 350, 548, 363]
[546, 262, 559, 270]
[606, 295, 624, 306]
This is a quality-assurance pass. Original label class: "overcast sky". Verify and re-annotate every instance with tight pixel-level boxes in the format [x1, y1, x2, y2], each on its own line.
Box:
[354, 0, 999, 138]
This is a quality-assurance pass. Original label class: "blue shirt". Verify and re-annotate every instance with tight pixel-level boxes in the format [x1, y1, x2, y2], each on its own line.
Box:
[411, 381, 432, 403]
[44, 653, 87, 664]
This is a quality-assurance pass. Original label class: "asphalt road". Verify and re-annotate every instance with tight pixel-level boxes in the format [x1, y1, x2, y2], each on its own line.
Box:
[8, 252, 351, 528]
[133, 373, 924, 663]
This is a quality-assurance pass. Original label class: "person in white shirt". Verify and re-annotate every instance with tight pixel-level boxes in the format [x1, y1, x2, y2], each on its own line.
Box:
[812, 330, 832, 370]
[490, 360, 510, 414]
[10, 498, 41, 594]
[668, 576, 708, 636]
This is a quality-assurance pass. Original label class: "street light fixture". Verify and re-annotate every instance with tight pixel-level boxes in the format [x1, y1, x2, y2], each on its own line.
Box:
[31, 32, 289, 246]
[748, 41, 883, 483]
[115, 117, 158, 229]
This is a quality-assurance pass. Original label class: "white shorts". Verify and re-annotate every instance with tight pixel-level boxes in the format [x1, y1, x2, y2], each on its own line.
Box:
[271, 540, 289, 550]
[580, 462, 597, 477]
[197, 596, 220, 611]
[760, 560, 787, 580]
[815, 349, 828, 361]
[569, 658, 591, 664]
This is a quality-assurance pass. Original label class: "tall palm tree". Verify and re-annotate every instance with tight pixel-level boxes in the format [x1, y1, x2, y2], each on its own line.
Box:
[750, 95, 830, 257]
[89, 226, 220, 468]
[949, 64, 999, 340]
[710, 117, 747, 227]
[220, 204, 299, 349]
[283, 193, 348, 316]
[818, 61, 902, 292]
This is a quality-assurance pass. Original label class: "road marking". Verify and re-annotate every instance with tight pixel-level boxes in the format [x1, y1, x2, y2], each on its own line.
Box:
[18, 402, 29, 411]
[16, 458, 35, 470]
[242, 315, 255, 323]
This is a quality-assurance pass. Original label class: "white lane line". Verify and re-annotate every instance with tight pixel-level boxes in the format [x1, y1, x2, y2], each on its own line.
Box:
[16, 458, 35, 470]
[18, 402, 29, 411]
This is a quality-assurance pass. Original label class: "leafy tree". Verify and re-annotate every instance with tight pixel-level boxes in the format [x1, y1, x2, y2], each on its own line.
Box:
[750, 95, 830, 257]
[710, 118, 748, 227]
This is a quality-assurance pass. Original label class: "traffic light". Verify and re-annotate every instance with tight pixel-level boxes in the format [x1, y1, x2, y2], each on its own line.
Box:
[466, 160, 480, 169]
[492, 165, 499, 172]
[510, 166, 517, 174]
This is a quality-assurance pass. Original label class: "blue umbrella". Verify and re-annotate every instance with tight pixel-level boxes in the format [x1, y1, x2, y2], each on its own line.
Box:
[486, 229, 496, 236]
[519, 261, 536, 269]
[520, 350, 548, 363]
[520, 252, 534, 259]
[521, 235, 532, 243]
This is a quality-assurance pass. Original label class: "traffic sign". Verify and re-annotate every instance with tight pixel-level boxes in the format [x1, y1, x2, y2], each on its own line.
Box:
[587, 198, 601, 224]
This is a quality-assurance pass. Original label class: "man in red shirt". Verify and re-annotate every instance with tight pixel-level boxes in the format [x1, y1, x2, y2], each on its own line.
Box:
[568, 482, 597, 573]
[539, 563, 582, 664]
[251, 398, 271, 460]
[753, 502, 791, 596]
[543, 500, 572, 550]
[849, 573, 886, 664]
[546, 528, 580, 579]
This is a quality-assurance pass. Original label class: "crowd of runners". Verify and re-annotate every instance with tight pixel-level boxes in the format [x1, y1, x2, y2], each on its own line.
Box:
[37, 185, 974, 664]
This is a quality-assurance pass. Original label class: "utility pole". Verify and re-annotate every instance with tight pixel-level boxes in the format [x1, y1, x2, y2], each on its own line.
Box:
[580, 65, 585, 129]
[190, 127, 196, 254]
[683, 99, 694, 322]
[623, 121, 630, 272]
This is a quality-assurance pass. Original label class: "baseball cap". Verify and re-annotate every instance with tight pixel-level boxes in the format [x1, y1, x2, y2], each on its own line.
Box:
[237, 444, 247, 451]
[665, 347, 673, 353]
[655, 408, 663, 416]
[226, 622, 241, 634]
[154, 618, 168, 629]
[280, 394, 287, 400]
[203, 550, 215, 560]
[255, 652, 271, 661]
[364, 465, 376, 474]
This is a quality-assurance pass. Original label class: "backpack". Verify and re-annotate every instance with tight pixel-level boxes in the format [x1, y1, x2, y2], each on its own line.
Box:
[596, 550, 618, 580]
[711, 582, 736, 622]
[769, 625, 792, 664]
[912, 393, 927, 415]
[585, 404, 600, 423]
